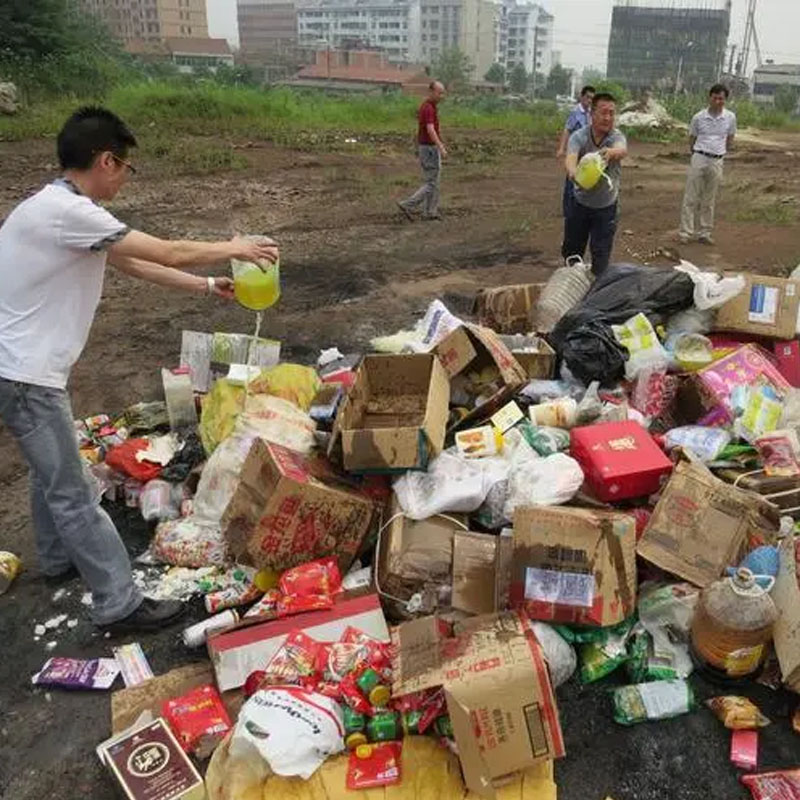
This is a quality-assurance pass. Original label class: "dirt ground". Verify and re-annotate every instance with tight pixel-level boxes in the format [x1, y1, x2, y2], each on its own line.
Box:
[1, 127, 800, 800]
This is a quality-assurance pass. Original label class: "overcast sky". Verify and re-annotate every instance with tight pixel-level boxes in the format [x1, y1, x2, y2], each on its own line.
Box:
[206, 0, 799, 74]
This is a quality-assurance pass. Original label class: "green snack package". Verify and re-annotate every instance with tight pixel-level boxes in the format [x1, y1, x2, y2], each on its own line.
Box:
[555, 617, 635, 646]
[580, 642, 627, 683]
[517, 420, 570, 456]
[626, 628, 680, 683]
[612, 680, 696, 725]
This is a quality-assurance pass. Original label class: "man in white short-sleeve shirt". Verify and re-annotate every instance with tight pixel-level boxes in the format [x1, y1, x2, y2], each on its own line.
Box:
[679, 84, 737, 245]
[0, 107, 279, 634]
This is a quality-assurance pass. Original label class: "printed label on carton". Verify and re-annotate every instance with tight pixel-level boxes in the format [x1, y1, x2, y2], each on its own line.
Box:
[524, 567, 595, 608]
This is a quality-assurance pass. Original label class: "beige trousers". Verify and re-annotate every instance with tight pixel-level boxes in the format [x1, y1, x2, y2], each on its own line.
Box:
[680, 152, 724, 238]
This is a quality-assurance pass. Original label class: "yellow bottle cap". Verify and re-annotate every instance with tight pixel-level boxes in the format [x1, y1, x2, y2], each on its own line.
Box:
[347, 733, 368, 751]
[355, 742, 373, 759]
[254, 568, 280, 592]
[368, 685, 391, 708]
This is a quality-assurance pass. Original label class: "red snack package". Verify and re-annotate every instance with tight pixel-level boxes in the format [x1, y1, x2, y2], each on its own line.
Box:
[105, 439, 162, 482]
[741, 770, 800, 800]
[347, 742, 402, 790]
[316, 681, 344, 702]
[317, 641, 368, 683]
[263, 631, 322, 687]
[244, 589, 282, 620]
[340, 673, 372, 714]
[279, 557, 342, 598]
[243, 670, 266, 699]
[162, 684, 232, 759]
[277, 593, 335, 618]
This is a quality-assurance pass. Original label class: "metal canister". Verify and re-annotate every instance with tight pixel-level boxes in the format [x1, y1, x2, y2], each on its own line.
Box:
[357, 667, 390, 708]
[344, 707, 367, 735]
[366, 711, 401, 743]
[182, 609, 239, 648]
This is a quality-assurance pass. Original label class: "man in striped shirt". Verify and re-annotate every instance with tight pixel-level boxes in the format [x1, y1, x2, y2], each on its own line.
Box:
[679, 84, 737, 245]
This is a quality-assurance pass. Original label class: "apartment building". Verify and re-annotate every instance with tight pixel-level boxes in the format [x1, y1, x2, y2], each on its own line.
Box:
[498, 0, 553, 77]
[80, 0, 208, 43]
[238, 0, 301, 63]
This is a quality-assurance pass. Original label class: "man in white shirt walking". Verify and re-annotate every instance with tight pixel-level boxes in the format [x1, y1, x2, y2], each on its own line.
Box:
[0, 107, 279, 634]
[679, 84, 737, 245]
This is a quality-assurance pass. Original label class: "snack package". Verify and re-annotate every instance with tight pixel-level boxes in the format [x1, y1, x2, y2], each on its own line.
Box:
[204, 582, 263, 614]
[612, 680, 695, 725]
[580, 625, 630, 684]
[263, 630, 323, 687]
[731, 729, 759, 771]
[277, 593, 334, 618]
[0, 551, 22, 594]
[346, 742, 402, 790]
[243, 589, 283, 619]
[737, 386, 783, 443]
[706, 697, 771, 730]
[626, 627, 679, 683]
[520, 422, 571, 456]
[755, 429, 800, 477]
[31, 657, 120, 690]
[279, 557, 342, 598]
[664, 426, 731, 462]
[162, 684, 232, 759]
[741, 770, 800, 800]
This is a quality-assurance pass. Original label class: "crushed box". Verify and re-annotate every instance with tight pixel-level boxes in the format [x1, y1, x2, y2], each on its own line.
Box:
[222, 439, 376, 573]
[510, 506, 637, 627]
[498, 335, 557, 380]
[473, 283, 545, 334]
[392, 612, 564, 798]
[772, 536, 800, 693]
[330, 354, 449, 472]
[715, 274, 800, 341]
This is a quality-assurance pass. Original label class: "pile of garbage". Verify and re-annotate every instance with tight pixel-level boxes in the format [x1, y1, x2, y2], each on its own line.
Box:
[0, 81, 19, 115]
[618, 93, 680, 130]
[15, 257, 800, 800]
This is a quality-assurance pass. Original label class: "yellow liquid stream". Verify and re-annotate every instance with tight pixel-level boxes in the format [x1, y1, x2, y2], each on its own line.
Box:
[234, 268, 280, 311]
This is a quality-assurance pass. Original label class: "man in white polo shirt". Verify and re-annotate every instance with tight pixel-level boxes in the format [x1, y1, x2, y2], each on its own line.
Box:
[679, 83, 736, 245]
[0, 107, 279, 634]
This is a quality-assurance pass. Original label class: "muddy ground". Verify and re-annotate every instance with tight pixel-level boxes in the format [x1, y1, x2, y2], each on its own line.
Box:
[1, 127, 800, 799]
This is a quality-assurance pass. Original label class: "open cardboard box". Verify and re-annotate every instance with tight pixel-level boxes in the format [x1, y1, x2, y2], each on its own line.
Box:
[329, 354, 450, 473]
[473, 283, 545, 335]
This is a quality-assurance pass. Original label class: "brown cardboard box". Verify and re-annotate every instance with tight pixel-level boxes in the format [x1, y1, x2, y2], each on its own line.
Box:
[435, 324, 528, 431]
[772, 536, 800, 692]
[330, 354, 450, 472]
[392, 612, 565, 798]
[510, 506, 637, 628]
[637, 461, 778, 588]
[499, 335, 557, 380]
[473, 284, 545, 334]
[715, 274, 800, 340]
[451, 530, 513, 616]
[222, 439, 376, 573]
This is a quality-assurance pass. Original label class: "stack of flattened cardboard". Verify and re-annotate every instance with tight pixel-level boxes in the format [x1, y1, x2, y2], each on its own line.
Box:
[473, 283, 545, 335]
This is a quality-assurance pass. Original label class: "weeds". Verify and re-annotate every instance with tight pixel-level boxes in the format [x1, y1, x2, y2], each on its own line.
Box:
[734, 199, 797, 225]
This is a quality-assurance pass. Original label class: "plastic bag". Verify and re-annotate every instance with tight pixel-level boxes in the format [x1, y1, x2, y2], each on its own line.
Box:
[673, 262, 746, 310]
[576, 381, 603, 424]
[503, 452, 583, 518]
[626, 626, 679, 682]
[574, 152, 609, 191]
[530, 622, 576, 688]
[736, 386, 783, 444]
[612, 312, 669, 381]
[105, 439, 162, 482]
[140, 479, 182, 522]
[152, 517, 227, 567]
[371, 300, 464, 354]
[630, 367, 670, 421]
[163, 684, 232, 758]
[664, 426, 731, 462]
[230, 687, 344, 779]
[519, 423, 571, 456]
[755, 429, 800, 477]
[559, 319, 629, 386]
[706, 697, 771, 730]
[578, 618, 635, 683]
[248, 364, 320, 412]
[612, 679, 695, 725]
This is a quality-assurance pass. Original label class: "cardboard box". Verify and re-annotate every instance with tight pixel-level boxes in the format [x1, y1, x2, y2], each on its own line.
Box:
[208, 592, 390, 691]
[222, 439, 376, 572]
[570, 421, 673, 502]
[498, 335, 557, 380]
[772, 536, 800, 692]
[510, 506, 637, 627]
[435, 325, 527, 430]
[473, 283, 545, 334]
[774, 340, 800, 387]
[637, 461, 778, 588]
[99, 718, 205, 800]
[730, 729, 758, 771]
[330, 354, 450, 473]
[451, 529, 513, 616]
[715, 274, 800, 340]
[392, 612, 564, 798]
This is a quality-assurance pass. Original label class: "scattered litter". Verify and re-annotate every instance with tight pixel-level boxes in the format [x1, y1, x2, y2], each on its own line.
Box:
[67, 619, 78, 629]
[45, 642, 57, 651]
[33, 657, 120, 690]
[51, 588, 68, 603]
[44, 614, 68, 630]
[0, 551, 22, 594]
[34, 624, 46, 637]
[81, 592, 93, 607]
[113, 643, 154, 688]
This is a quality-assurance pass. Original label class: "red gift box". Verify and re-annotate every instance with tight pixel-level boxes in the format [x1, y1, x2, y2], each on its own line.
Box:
[773, 340, 800, 388]
[570, 421, 673, 502]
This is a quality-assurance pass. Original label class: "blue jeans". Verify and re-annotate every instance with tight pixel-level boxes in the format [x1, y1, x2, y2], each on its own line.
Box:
[562, 200, 618, 276]
[0, 378, 142, 624]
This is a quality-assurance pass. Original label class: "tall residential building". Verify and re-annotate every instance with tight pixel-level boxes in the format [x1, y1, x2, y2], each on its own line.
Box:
[607, 0, 731, 92]
[238, 0, 300, 63]
[295, 0, 422, 64]
[419, 0, 498, 81]
[497, 1, 553, 78]
[80, 0, 208, 43]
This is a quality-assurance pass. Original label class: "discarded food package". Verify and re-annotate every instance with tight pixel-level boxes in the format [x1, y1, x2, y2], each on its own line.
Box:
[98, 717, 205, 800]
[329, 354, 449, 472]
[230, 687, 344, 779]
[434, 324, 527, 429]
[706, 697, 771, 730]
[637, 461, 778, 588]
[455, 425, 504, 458]
[473, 283, 544, 335]
[741, 769, 800, 800]
[0, 551, 21, 594]
[612, 680, 695, 725]
[207, 593, 390, 691]
[392, 612, 564, 798]
[774, 340, 800, 388]
[731, 729, 759, 772]
[529, 621, 577, 688]
[162, 684, 232, 759]
[222, 439, 376, 573]
[347, 741, 402, 790]
[714, 274, 800, 341]
[105, 439, 163, 483]
[498, 334, 556, 380]
[162, 368, 198, 431]
[771, 536, 800, 693]
[570, 421, 673, 502]
[32, 657, 121, 690]
[511, 505, 637, 627]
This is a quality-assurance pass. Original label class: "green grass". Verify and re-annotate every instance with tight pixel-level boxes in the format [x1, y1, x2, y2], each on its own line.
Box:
[665, 94, 800, 132]
[735, 199, 797, 225]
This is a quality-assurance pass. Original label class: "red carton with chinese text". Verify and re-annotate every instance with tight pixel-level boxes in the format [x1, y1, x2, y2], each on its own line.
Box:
[774, 340, 800, 388]
[222, 439, 379, 573]
[570, 420, 673, 502]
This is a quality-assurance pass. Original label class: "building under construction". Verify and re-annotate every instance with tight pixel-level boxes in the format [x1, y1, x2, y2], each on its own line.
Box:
[607, 0, 731, 93]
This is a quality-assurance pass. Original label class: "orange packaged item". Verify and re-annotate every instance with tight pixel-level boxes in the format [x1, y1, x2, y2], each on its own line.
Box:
[279, 557, 342, 598]
[263, 630, 322, 687]
[162, 684, 232, 759]
[277, 593, 335, 618]
[346, 742, 402, 790]
[706, 696, 771, 730]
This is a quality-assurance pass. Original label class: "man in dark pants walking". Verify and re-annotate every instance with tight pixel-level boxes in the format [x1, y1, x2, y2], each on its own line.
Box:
[397, 81, 447, 221]
[562, 92, 627, 275]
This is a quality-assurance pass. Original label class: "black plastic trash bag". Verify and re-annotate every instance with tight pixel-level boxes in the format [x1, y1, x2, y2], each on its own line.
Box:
[560, 319, 629, 386]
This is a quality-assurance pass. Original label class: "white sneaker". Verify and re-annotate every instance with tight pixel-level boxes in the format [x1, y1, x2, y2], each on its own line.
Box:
[678, 234, 690, 244]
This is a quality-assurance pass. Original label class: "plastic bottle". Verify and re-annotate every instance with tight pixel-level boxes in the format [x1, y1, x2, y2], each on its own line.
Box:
[535, 256, 593, 333]
[231, 256, 281, 310]
[690, 568, 778, 680]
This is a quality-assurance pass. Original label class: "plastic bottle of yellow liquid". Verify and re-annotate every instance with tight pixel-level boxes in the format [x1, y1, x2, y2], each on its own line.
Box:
[232, 258, 280, 311]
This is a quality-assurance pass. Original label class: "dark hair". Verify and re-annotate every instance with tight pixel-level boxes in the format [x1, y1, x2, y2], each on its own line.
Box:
[580, 85, 596, 97]
[57, 107, 137, 171]
[592, 92, 616, 107]
[709, 83, 730, 98]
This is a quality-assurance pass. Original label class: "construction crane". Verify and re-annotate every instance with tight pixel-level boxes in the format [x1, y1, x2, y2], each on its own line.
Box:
[737, 0, 763, 78]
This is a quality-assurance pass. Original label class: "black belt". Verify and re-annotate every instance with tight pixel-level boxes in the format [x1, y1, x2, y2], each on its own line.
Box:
[694, 150, 724, 159]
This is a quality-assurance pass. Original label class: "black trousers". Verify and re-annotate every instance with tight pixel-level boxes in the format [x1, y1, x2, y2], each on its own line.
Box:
[561, 200, 618, 275]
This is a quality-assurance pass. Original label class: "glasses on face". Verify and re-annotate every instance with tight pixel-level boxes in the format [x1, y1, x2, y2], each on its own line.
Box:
[111, 153, 137, 175]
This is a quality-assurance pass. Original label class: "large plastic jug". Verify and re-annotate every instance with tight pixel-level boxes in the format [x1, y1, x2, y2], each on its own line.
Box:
[574, 152, 608, 191]
[690, 567, 777, 679]
[231, 240, 280, 311]
[535, 256, 593, 333]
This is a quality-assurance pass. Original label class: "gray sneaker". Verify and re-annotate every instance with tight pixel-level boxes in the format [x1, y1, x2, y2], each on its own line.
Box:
[396, 201, 414, 221]
[698, 234, 715, 245]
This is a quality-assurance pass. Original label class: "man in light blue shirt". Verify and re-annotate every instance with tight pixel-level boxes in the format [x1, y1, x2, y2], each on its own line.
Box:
[556, 85, 594, 219]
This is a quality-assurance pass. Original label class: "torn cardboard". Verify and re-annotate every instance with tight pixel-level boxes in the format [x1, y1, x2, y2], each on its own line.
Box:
[498, 335, 556, 380]
[638, 461, 778, 588]
[715, 274, 800, 341]
[222, 439, 376, 573]
[510, 506, 637, 627]
[330, 354, 450, 472]
[473, 284, 545, 335]
[392, 612, 564, 798]
[772, 536, 800, 692]
[452, 530, 513, 616]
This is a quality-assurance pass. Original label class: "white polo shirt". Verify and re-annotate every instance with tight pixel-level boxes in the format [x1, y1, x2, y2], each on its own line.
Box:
[0, 179, 128, 389]
[690, 107, 737, 157]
